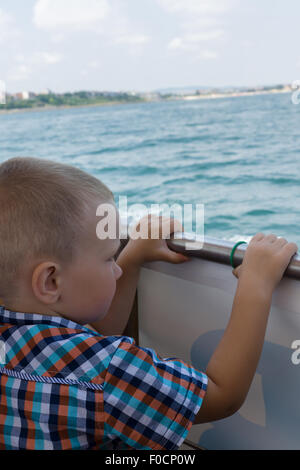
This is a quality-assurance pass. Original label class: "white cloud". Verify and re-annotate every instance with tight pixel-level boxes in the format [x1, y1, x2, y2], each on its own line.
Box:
[8, 51, 63, 83]
[169, 40, 218, 59]
[50, 33, 66, 44]
[198, 50, 218, 60]
[33, 0, 109, 31]
[88, 60, 101, 69]
[34, 52, 63, 65]
[168, 30, 224, 50]
[187, 31, 224, 42]
[8, 65, 32, 82]
[157, 0, 233, 15]
[113, 34, 150, 46]
[158, 0, 234, 57]
[0, 8, 20, 44]
[16, 52, 62, 66]
[33, 0, 150, 55]
[168, 38, 182, 50]
[111, 34, 151, 58]
[242, 40, 255, 48]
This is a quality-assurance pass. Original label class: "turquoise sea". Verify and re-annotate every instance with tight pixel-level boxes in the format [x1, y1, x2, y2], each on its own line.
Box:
[0, 92, 300, 245]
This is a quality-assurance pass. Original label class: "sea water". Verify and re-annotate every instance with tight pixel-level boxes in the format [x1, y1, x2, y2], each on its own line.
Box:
[0, 92, 299, 245]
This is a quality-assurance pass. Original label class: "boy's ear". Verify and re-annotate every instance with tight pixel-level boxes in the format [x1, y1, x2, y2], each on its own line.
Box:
[31, 262, 62, 305]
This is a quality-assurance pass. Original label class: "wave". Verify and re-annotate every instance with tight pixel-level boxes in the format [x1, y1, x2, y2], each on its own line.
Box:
[244, 209, 276, 217]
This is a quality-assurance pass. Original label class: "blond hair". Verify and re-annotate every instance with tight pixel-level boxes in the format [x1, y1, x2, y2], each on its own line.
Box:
[0, 157, 114, 302]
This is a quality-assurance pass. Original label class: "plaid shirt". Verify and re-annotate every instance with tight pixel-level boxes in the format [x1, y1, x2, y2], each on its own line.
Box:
[0, 306, 207, 450]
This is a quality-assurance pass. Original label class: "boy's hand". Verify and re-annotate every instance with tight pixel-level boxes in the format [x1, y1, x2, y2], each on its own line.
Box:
[232, 233, 298, 292]
[122, 214, 190, 266]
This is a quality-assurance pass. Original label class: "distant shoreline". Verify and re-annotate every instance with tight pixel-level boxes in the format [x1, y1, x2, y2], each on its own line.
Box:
[181, 88, 291, 101]
[0, 88, 291, 116]
[0, 100, 141, 116]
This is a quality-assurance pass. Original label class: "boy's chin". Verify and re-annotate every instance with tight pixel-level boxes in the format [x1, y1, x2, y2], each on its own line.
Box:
[81, 298, 114, 326]
[88, 306, 111, 324]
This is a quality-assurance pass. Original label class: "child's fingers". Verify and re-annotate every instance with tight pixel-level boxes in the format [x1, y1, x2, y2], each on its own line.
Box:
[168, 218, 184, 234]
[169, 252, 191, 264]
[232, 265, 242, 279]
[159, 248, 190, 264]
[264, 234, 277, 243]
[251, 232, 265, 243]
[274, 237, 288, 247]
[160, 217, 184, 237]
[280, 242, 298, 261]
[139, 215, 183, 239]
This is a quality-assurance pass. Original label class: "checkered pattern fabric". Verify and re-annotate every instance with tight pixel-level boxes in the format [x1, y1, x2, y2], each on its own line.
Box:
[0, 306, 207, 450]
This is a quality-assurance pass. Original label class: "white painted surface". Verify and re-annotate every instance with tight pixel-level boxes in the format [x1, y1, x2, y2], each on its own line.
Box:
[137, 258, 300, 449]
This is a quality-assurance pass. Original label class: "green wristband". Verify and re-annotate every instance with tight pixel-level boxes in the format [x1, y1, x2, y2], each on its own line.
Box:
[230, 241, 247, 268]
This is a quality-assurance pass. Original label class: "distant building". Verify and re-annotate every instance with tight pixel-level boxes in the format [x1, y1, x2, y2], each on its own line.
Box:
[39, 89, 51, 96]
[140, 92, 160, 101]
[14, 91, 35, 100]
[15, 92, 21, 100]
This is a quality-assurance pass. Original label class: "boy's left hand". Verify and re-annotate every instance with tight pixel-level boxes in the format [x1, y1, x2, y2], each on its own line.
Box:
[121, 214, 190, 266]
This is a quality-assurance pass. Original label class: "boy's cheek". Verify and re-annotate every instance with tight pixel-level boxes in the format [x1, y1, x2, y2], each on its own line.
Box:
[97, 281, 117, 318]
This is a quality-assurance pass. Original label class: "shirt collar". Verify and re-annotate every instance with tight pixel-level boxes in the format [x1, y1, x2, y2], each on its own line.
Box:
[0, 304, 89, 332]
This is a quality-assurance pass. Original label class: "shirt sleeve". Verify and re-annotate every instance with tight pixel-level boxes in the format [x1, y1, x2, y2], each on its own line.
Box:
[103, 336, 207, 450]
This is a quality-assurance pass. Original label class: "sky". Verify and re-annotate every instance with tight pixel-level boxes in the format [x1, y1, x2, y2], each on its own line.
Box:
[1, 0, 300, 93]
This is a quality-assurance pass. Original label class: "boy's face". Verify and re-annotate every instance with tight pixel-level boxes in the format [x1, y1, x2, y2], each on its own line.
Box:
[60, 201, 122, 325]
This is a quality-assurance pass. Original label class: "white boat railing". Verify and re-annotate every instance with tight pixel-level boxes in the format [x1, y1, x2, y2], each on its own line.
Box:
[136, 236, 300, 449]
[167, 233, 300, 280]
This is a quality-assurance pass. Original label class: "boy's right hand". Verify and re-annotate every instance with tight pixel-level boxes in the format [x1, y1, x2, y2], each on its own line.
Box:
[232, 233, 298, 293]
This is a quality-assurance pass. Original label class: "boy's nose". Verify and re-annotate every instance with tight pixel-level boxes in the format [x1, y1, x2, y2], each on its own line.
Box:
[114, 262, 123, 280]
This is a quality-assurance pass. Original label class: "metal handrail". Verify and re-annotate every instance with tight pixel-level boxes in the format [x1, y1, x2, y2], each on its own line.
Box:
[167, 233, 300, 280]
[119, 231, 300, 280]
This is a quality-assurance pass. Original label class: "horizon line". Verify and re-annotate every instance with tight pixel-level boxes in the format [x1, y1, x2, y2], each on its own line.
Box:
[4, 82, 292, 95]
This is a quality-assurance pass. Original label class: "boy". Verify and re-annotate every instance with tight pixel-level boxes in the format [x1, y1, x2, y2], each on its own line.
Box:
[0, 157, 297, 450]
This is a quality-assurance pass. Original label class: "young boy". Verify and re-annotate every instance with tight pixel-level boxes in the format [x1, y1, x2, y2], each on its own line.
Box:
[0, 157, 297, 450]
